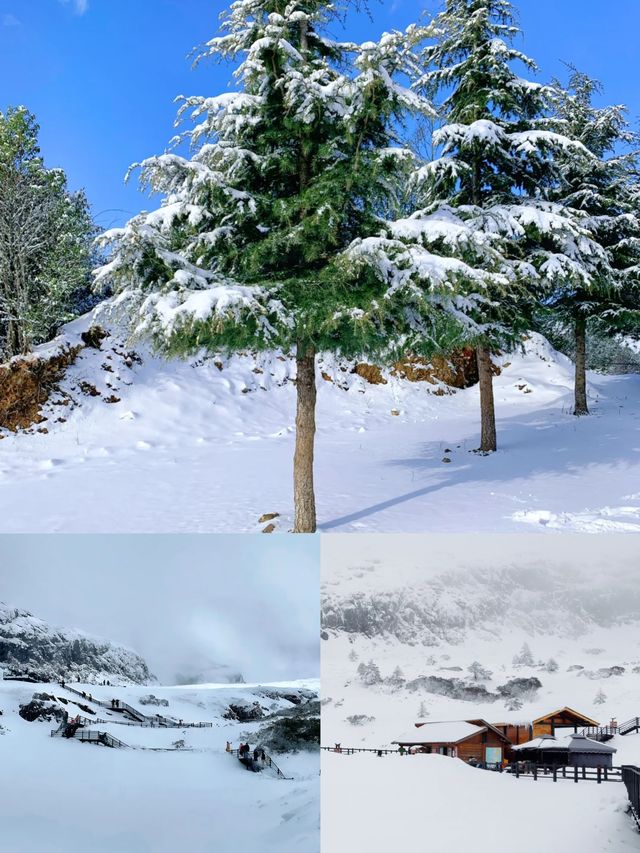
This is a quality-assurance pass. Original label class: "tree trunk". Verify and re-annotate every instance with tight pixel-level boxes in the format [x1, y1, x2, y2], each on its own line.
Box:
[293, 341, 317, 533]
[574, 315, 589, 416]
[6, 317, 21, 358]
[476, 345, 497, 453]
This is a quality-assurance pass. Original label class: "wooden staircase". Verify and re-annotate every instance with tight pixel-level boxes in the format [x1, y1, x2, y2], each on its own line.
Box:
[581, 717, 640, 742]
[60, 685, 212, 728]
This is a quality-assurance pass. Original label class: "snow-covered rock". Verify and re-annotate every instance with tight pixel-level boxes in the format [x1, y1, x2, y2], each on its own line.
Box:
[0, 601, 155, 685]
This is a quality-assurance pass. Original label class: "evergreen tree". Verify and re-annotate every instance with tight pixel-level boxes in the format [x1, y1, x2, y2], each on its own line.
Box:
[545, 657, 559, 673]
[594, 687, 607, 705]
[467, 660, 492, 681]
[0, 106, 97, 357]
[545, 69, 640, 415]
[392, 0, 608, 451]
[96, 1, 441, 532]
[357, 660, 382, 686]
[387, 665, 405, 686]
[513, 642, 534, 667]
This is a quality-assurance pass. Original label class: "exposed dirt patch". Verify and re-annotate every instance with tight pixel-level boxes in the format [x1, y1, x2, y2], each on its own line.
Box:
[0, 346, 82, 432]
[349, 348, 483, 390]
[78, 381, 101, 397]
[352, 363, 388, 385]
[392, 348, 480, 389]
[81, 325, 109, 349]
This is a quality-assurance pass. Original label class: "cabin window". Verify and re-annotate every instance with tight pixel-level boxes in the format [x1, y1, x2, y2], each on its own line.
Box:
[485, 747, 502, 766]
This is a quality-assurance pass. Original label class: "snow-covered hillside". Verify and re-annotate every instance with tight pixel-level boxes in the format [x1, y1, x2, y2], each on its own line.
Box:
[321, 545, 640, 850]
[0, 677, 320, 853]
[0, 307, 638, 533]
[321, 553, 640, 745]
[0, 601, 154, 684]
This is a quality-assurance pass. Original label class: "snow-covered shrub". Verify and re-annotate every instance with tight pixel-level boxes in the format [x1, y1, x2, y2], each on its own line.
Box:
[346, 715, 375, 727]
[467, 661, 493, 682]
[512, 643, 535, 667]
[139, 694, 169, 707]
[357, 661, 382, 687]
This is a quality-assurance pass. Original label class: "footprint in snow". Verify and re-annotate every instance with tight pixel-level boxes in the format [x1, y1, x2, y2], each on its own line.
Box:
[39, 459, 63, 470]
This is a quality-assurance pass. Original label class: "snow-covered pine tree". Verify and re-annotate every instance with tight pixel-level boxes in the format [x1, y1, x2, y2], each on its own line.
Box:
[545, 69, 640, 415]
[96, 0, 439, 532]
[467, 660, 492, 681]
[594, 687, 607, 705]
[0, 107, 97, 357]
[513, 642, 534, 667]
[400, 0, 609, 451]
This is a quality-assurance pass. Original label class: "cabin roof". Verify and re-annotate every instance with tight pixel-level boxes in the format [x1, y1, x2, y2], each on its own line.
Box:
[393, 719, 511, 746]
[513, 734, 616, 754]
[393, 721, 485, 745]
[532, 707, 599, 727]
[512, 736, 568, 752]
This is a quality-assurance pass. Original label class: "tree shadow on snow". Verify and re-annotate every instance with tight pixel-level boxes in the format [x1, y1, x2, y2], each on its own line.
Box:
[320, 374, 640, 530]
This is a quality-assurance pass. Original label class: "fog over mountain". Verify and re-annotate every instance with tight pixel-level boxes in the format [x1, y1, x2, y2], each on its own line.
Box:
[322, 535, 640, 644]
[1, 535, 319, 684]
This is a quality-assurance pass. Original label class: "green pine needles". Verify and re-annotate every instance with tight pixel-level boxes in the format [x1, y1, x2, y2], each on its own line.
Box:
[96, 0, 640, 525]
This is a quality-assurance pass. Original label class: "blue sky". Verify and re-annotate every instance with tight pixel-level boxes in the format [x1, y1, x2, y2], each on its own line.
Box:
[2, 0, 638, 228]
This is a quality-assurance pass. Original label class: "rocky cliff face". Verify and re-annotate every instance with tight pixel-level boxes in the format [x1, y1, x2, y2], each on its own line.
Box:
[0, 602, 155, 685]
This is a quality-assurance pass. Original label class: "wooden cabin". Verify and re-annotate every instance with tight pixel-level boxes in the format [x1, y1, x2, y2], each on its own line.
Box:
[531, 708, 599, 738]
[490, 721, 533, 746]
[393, 720, 511, 767]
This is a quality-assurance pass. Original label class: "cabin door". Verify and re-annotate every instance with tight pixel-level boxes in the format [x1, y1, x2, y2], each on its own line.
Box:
[485, 747, 502, 767]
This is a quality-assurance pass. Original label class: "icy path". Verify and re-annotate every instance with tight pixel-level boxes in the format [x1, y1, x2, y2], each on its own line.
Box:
[0, 329, 638, 533]
[322, 753, 638, 853]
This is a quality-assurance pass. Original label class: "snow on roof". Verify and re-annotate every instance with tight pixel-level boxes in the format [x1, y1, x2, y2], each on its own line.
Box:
[512, 734, 617, 754]
[393, 721, 485, 745]
[532, 707, 599, 727]
[512, 736, 568, 752]
[568, 734, 617, 754]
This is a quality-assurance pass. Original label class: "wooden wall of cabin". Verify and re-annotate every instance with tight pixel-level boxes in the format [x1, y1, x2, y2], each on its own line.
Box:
[495, 723, 532, 744]
[456, 732, 506, 763]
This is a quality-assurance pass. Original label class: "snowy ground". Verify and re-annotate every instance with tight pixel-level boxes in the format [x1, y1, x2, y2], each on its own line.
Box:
[322, 752, 638, 853]
[0, 309, 638, 533]
[0, 679, 319, 853]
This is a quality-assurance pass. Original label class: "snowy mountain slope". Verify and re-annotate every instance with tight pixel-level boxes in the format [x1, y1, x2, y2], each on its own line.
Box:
[321, 556, 640, 748]
[0, 601, 154, 684]
[0, 307, 638, 533]
[0, 677, 320, 853]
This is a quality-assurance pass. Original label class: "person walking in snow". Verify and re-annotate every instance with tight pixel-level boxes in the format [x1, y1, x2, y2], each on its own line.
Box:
[226, 741, 232, 753]
[260, 749, 266, 763]
[253, 748, 259, 762]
